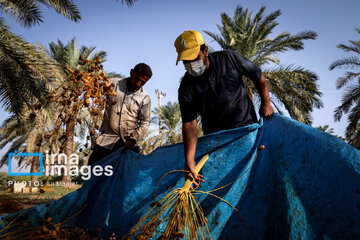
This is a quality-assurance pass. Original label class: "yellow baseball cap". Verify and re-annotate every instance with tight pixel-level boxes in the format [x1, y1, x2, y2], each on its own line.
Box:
[174, 30, 205, 65]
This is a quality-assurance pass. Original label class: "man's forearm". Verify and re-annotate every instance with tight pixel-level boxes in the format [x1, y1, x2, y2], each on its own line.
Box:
[254, 73, 274, 119]
[255, 73, 271, 105]
[182, 120, 198, 171]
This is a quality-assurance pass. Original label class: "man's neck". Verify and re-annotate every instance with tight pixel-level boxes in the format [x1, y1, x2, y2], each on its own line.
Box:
[125, 78, 140, 92]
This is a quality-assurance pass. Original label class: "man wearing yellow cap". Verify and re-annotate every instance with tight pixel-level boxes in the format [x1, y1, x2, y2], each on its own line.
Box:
[174, 30, 274, 186]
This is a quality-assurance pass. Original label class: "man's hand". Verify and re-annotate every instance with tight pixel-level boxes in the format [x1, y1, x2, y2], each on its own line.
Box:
[121, 140, 135, 153]
[185, 159, 204, 189]
[259, 102, 274, 120]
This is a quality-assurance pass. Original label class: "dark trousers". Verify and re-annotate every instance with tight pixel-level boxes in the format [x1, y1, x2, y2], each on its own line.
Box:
[87, 140, 140, 165]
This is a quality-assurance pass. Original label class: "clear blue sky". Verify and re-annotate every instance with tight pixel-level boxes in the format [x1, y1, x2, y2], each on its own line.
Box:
[1, 0, 359, 171]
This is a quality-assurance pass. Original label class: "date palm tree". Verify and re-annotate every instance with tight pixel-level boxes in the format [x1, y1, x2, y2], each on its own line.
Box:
[316, 125, 346, 141]
[0, 0, 82, 179]
[0, 103, 62, 181]
[204, 5, 323, 124]
[154, 101, 183, 145]
[316, 125, 335, 135]
[0, 20, 63, 180]
[329, 28, 360, 149]
[141, 102, 203, 154]
[141, 102, 182, 154]
[0, 0, 81, 27]
[0, 19, 62, 119]
[44, 37, 108, 182]
[0, 0, 134, 178]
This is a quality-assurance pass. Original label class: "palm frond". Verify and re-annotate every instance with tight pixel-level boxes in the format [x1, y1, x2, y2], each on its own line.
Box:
[0, 0, 42, 27]
[337, 42, 360, 55]
[204, 5, 320, 123]
[334, 84, 360, 121]
[117, 0, 137, 7]
[329, 56, 360, 70]
[264, 65, 323, 124]
[330, 28, 360, 145]
[0, 24, 62, 116]
[37, 0, 81, 23]
[335, 71, 360, 89]
[0, 135, 27, 167]
[0, 0, 81, 27]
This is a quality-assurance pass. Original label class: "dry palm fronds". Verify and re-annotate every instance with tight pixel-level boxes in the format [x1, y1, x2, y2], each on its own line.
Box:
[123, 154, 210, 240]
[124, 145, 265, 240]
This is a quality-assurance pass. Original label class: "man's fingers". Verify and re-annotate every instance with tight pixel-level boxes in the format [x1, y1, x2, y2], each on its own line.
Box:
[184, 170, 205, 190]
[192, 180, 199, 187]
[191, 180, 200, 190]
[193, 173, 204, 183]
[192, 173, 205, 189]
[197, 174, 205, 182]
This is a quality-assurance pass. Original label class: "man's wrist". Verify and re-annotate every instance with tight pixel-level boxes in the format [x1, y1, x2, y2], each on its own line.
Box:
[261, 99, 271, 106]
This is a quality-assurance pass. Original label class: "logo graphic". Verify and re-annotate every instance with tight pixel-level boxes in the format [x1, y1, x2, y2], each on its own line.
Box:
[179, 39, 186, 50]
[8, 150, 114, 180]
[8, 151, 43, 176]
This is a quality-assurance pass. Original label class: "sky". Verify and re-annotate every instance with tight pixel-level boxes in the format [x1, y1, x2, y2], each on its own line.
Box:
[1, 0, 359, 171]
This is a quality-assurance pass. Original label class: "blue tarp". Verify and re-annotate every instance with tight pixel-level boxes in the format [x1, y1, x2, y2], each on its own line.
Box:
[1, 114, 360, 239]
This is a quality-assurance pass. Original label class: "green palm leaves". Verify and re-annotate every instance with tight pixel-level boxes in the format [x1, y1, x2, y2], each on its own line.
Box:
[0, 0, 82, 176]
[47, 37, 107, 71]
[141, 102, 182, 154]
[0, 20, 62, 117]
[329, 28, 360, 148]
[0, 0, 81, 27]
[204, 5, 323, 124]
[153, 101, 182, 144]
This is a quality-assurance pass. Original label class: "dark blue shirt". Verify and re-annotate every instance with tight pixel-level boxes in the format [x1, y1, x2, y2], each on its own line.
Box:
[178, 50, 261, 134]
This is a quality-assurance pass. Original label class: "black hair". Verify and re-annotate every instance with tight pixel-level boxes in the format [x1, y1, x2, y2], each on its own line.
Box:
[134, 63, 152, 78]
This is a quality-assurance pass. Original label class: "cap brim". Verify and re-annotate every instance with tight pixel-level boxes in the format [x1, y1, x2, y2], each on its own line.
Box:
[175, 46, 200, 65]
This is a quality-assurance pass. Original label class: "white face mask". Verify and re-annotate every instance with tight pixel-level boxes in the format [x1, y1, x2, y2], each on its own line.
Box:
[184, 59, 206, 76]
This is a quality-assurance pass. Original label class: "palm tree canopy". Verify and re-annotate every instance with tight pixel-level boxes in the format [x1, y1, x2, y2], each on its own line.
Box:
[0, 102, 59, 167]
[155, 102, 181, 132]
[204, 5, 323, 124]
[45, 37, 110, 143]
[329, 28, 360, 148]
[316, 125, 335, 134]
[0, 19, 63, 117]
[140, 102, 182, 154]
[151, 101, 182, 142]
[0, 0, 81, 27]
[46, 37, 107, 71]
[0, 0, 140, 28]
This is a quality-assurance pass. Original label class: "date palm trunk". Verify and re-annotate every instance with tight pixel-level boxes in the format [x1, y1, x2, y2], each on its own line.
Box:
[61, 117, 75, 183]
[30, 109, 43, 183]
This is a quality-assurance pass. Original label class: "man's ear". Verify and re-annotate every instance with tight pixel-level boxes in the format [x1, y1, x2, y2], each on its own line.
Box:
[204, 46, 209, 56]
[130, 69, 134, 77]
